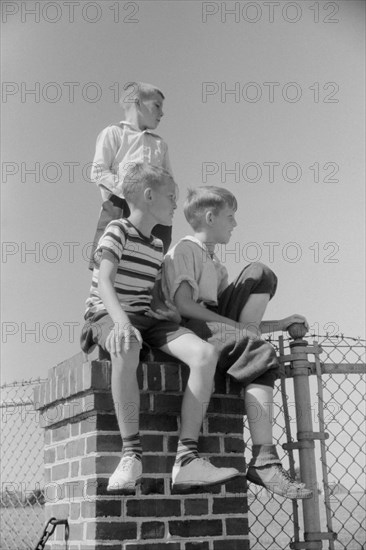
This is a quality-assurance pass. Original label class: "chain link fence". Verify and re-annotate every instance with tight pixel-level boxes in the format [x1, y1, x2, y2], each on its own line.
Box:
[1, 336, 365, 549]
[0, 379, 46, 550]
[246, 334, 366, 550]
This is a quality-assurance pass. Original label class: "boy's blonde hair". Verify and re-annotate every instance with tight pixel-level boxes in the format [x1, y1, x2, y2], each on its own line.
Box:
[122, 163, 173, 206]
[120, 81, 164, 108]
[184, 186, 237, 230]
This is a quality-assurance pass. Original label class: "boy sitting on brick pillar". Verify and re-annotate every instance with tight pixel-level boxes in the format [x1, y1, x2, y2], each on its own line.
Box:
[162, 186, 313, 499]
[80, 166, 239, 494]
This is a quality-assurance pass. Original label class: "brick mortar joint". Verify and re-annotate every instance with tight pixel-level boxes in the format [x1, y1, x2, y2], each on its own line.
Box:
[43, 413, 245, 433]
[43, 410, 115, 431]
[39, 388, 244, 413]
[37, 388, 110, 412]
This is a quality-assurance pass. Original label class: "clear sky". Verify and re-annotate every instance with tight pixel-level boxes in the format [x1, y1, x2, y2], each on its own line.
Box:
[1, 0, 365, 383]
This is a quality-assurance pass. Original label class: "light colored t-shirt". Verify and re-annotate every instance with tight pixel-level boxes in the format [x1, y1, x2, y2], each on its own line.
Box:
[162, 236, 229, 307]
[85, 219, 163, 318]
[91, 121, 173, 201]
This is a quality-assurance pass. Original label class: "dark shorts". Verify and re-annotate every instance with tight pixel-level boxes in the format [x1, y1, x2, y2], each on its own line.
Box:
[182, 263, 279, 388]
[80, 311, 191, 355]
[89, 195, 172, 270]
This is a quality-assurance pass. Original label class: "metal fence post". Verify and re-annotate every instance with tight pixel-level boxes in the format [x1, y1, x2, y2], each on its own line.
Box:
[286, 326, 322, 550]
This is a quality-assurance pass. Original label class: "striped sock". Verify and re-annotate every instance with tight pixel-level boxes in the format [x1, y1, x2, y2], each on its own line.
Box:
[122, 433, 142, 462]
[175, 438, 199, 466]
[249, 444, 281, 468]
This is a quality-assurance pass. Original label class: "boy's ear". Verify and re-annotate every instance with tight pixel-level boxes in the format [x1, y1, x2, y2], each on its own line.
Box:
[205, 211, 215, 226]
[144, 187, 153, 202]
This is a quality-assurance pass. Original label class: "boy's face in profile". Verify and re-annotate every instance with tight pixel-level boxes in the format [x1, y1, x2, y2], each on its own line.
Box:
[138, 92, 164, 130]
[210, 205, 237, 244]
[150, 177, 177, 226]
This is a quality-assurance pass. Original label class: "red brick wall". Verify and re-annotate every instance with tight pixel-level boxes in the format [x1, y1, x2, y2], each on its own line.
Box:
[35, 352, 249, 549]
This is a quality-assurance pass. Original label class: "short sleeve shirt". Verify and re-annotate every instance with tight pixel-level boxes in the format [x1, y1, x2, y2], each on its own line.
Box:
[84, 219, 164, 318]
[162, 236, 229, 307]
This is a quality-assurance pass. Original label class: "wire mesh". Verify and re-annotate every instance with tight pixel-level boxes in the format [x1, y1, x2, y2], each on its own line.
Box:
[246, 334, 366, 550]
[0, 379, 46, 550]
[317, 335, 365, 550]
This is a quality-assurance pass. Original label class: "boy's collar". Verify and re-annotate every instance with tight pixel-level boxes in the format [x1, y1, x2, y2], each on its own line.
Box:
[182, 235, 217, 259]
[119, 121, 162, 139]
[124, 218, 153, 242]
[120, 120, 152, 134]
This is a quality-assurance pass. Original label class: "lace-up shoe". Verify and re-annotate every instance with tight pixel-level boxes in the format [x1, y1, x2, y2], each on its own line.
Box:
[246, 464, 313, 499]
[172, 457, 239, 493]
[107, 455, 142, 493]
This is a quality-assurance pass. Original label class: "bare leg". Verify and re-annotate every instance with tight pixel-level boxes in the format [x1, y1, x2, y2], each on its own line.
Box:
[161, 333, 240, 489]
[245, 383, 273, 445]
[239, 293, 270, 336]
[245, 384, 313, 499]
[107, 344, 142, 492]
[110, 344, 140, 438]
[160, 334, 217, 440]
[233, 286, 312, 497]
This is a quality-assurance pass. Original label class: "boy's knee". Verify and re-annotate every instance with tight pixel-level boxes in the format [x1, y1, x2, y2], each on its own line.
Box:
[248, 261, 272, 279]
[192, 342, 218, 370]
[247, 262, 278, 298]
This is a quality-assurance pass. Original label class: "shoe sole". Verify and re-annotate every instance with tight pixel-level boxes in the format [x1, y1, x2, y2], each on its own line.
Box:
[246, 472, 313, 499]
[172, 472, 241, 494]
[107, 476, 142, 494]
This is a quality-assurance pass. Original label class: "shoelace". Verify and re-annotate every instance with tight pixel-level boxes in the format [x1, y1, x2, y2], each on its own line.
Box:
[274, 465, 305, 489]
[196, 457, 217, 469]
[117, 456, 136, 472]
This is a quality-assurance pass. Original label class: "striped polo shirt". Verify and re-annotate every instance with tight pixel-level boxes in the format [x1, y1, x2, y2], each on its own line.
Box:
[84, 219, 163, 318]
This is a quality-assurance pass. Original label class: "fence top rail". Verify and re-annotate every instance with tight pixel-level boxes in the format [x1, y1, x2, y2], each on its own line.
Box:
[0, 400, 35, 408]
[283, 363, 366, 377]
[320, 363, 366, 375]
[295, 334, 365, 345]
[0, 377, 47, 390]
[313, 334, 364, 341]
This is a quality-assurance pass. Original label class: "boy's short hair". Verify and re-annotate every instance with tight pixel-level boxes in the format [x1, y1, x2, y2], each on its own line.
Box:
[184, 186, 237, 230]
[122, 163, 173, 205]
[120, 81, 165, 108]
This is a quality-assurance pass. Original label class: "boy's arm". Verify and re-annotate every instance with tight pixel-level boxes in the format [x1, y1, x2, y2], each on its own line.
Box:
[98, 250, 142, 353]
[176, 283, 308, 337]
[148, 276, 181, 324]
[91, 127, 120, 199]
[174, 282, 258, 339]
[260, 315, 309, 334]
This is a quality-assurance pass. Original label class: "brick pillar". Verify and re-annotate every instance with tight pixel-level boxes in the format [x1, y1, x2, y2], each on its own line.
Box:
[35, 351, 249, 550]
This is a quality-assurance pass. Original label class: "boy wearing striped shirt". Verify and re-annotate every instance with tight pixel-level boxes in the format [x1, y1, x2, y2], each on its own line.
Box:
[80, 165, 239, 493]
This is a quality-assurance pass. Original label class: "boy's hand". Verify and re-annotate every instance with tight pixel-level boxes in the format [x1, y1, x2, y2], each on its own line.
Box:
[246, 329, 261, 341]
[106, 322, 143, 355]
[280, 315, 309, 332]
[146, 301, 182, 324]
[238, 324, 261, 341]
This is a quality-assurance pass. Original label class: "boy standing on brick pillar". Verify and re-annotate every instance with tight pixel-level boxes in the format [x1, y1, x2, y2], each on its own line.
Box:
[80, 167, 239, 493]
[162, 186, 313, 499]
[88, 81, 173, 270]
